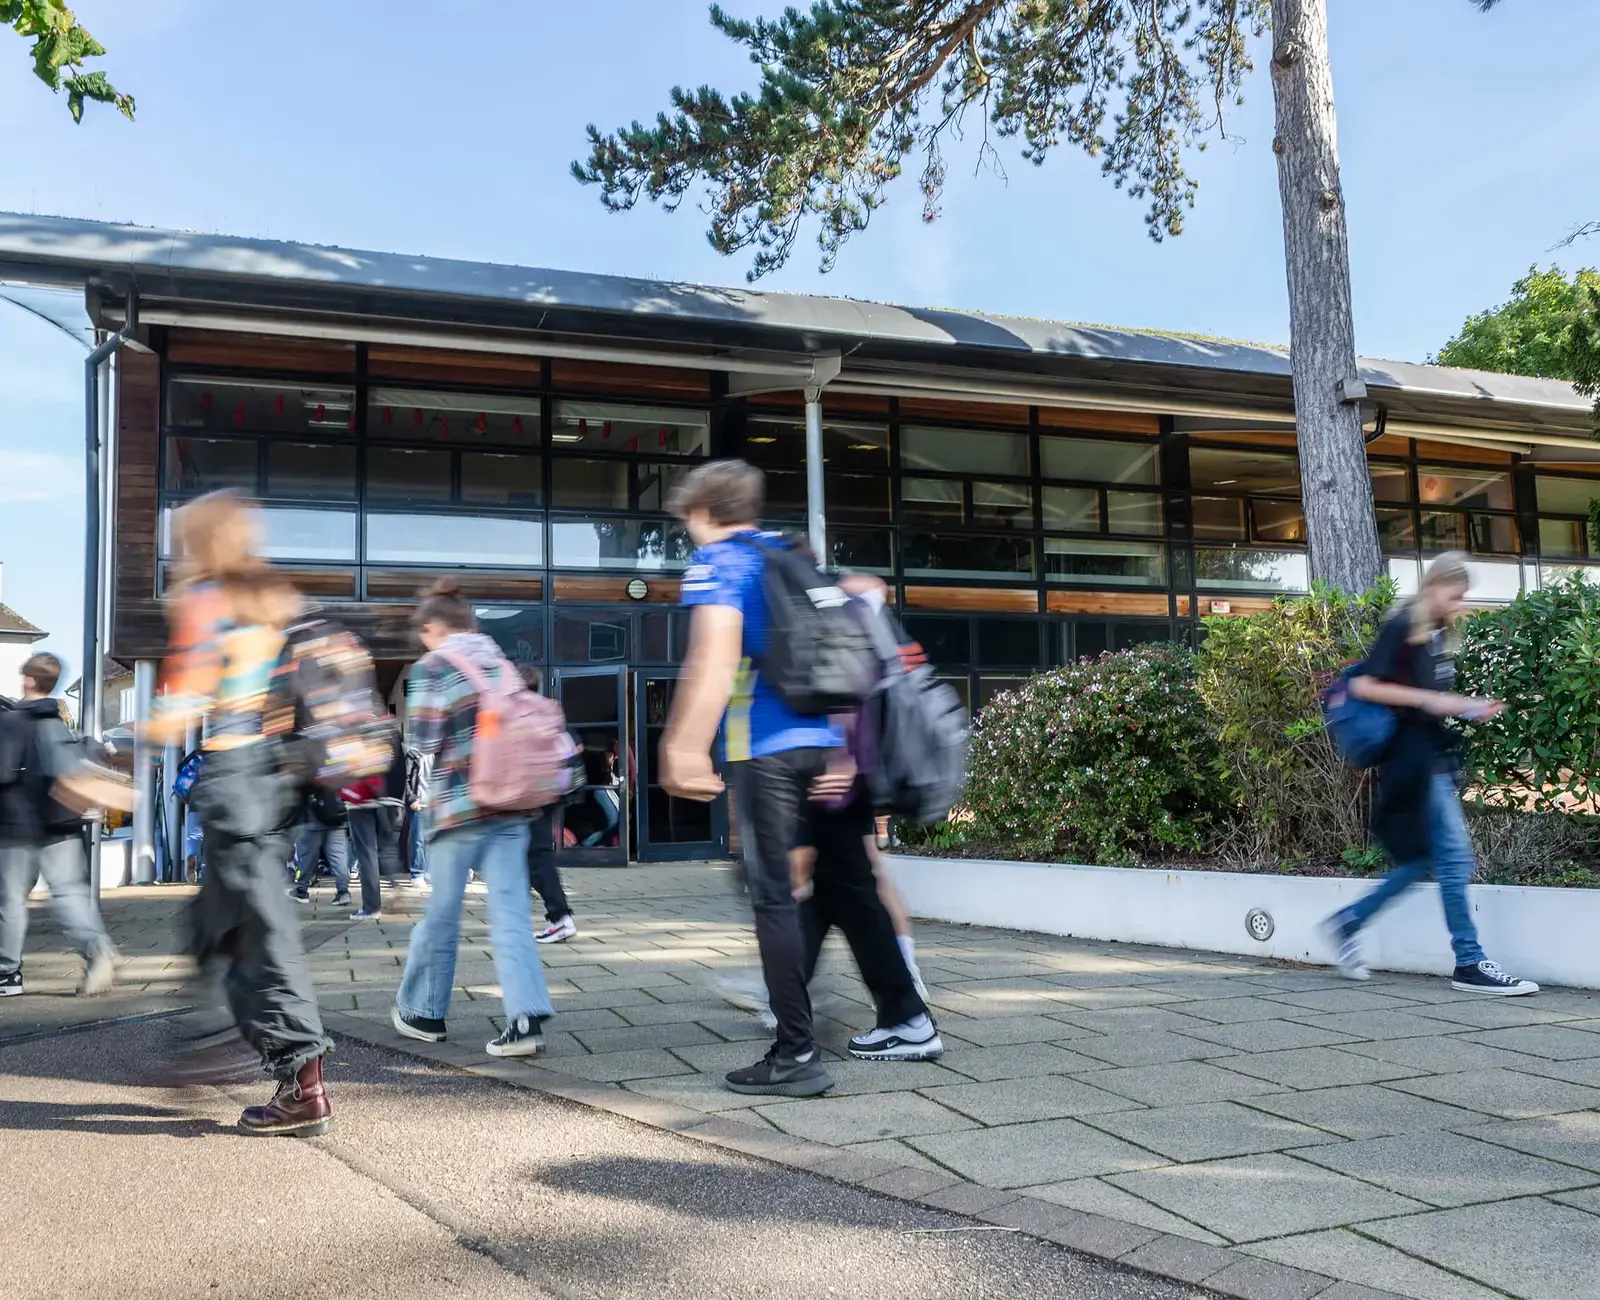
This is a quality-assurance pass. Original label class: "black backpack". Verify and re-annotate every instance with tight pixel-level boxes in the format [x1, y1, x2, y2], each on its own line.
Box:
[24, 709, 88, 835]
[733, 534, 878, 716]
[855, 603, 970, 822]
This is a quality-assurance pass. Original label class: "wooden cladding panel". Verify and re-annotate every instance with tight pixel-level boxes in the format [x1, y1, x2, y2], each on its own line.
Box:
[1365, 434, 1412, 457]
[744, 391, 892, 416]
[1045, 590, 1171, 617]
[898, 396, 1031, 427]
[904, 585, 1040, 613]
[1176, 595, 1192, 617]
[1413, 439, 1514, 467]
[363, 570, 543, 602]
[366, 345, 544, 389]
[1037, 406, 1161, 436]
[549, 358, 711, 399]
[552, 576, 676, 604]
[1200, 596, 1276, 618]
[111, 349, 164, 661]
[1187, 427, 1299, 449]
[165, 329, 355, 375]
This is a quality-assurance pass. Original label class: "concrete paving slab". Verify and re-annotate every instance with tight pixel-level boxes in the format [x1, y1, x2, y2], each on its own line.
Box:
[537, 1047, 697, 1083]
[1119, 1234, 1238, 1282]
[1085, 1100, 1340, 1163]
[1221, 1047, 1424, 1089]
[1333, 1035, 1536, 1074]
[1460, 1024, 1600, 1060]
[1361, 1196, 1600, 1300]
[1384, 1068, 1600, 1119]
[1053, 1006, 1223, 1036]
[803, 1058, 972, 1097]
[1107, 1153, 1426, 1243]
[1407, 999, 1573, 1030]
[1551, 1185, 1600, 1215]
[756, 1091, 978, 1143]
[1284, 1010, 1469, 1041]
[911, 1118, 1169, 1189]
[1502, 1055, 1600, 1087]
[1180, 1019, 1362, 1053]
[1240, 1229, 1504, 1300]
[1025, 1178, 1227, 1244]
[1066, 1030, 1236, 1068]
[1167, 996, 1330, 1025]
[1241, 1084, 1486, 1140]
[1265, 989, 1426, 1015]
[931, 1013, 1103, 1047]
[1295, 1129, 1597, 1207]
[936, 1041, 1110, 1081]
[569, 1021, 722, 1053]
[1457, 1110, 1600, 1173]
[920, 1074, 1143, 1124]
[1201, 1257, 1332, 1300]
[1075, 1060, 1288, 1107]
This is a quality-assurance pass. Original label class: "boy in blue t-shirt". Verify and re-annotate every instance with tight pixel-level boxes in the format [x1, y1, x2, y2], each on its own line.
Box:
[663, 459, 838, 1097]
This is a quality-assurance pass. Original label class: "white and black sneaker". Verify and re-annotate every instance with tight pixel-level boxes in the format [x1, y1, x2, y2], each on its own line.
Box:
[487, 1015, 546, 1057]
[1452, 960, 1539, 997]
[849, 1014, 944, 1062]
[1320, 915, 1370, 982]
[391, 1006, 447, 1042]
[535, 915, 578, 945]
[0, 969, 22, 997]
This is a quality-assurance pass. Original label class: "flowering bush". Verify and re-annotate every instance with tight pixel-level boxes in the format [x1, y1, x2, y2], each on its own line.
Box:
[963, 642, 1227, 864]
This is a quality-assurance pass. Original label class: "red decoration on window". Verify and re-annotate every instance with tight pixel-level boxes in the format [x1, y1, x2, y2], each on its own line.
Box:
[511, 416, 524, 437]
[233, 402, 246, 428]
[348, 410, 357, 432]
[477, 411, 487, 432]
[315, 403, 326, 423]
[659, 426, 668, 447]
[441, 415, 449, 436]
[630, 434, 639, 453]
[413, 408, 424, 426]
[274, 393, 285, 416]
[382, 407, 393, 425]
[602, 420, 613, 440]
[578, 418, 589, 438]
[200, 392, 214, 413]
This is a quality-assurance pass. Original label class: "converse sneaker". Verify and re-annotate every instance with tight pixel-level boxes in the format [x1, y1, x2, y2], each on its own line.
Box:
[78, 946, 118, 997]
[0, 969, 22, 997]
[289, 888, 312, 905]
[1320, 915, 1370, 982]
[349, 909, 382, 921]
[487, 1015, 546, 1057]
[391, 1006, 447, 1043]
[849, 1014, 943, 1062]
[331, 892, 352, 909]
[1451, 960, 1539, 996]
[725, 1046, 833, 1097]
[535, 915, 578, 945]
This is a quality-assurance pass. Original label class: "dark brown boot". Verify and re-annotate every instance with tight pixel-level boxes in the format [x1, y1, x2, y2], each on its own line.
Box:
[238, 1055, 332, 1137]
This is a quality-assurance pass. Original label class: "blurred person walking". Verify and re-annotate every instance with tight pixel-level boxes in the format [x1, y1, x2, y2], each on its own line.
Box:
[516, 665, 577, 944]
[289, 788, 353, 908]
[0, 653, 119, 997]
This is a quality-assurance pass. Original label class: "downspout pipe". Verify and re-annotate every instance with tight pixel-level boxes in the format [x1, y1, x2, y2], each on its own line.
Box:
[801, 352, 842, 566]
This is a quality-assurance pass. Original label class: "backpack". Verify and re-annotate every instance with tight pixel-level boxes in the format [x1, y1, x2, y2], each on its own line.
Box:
[435, 648, 581, 812]
[265, 615, 397, 790]
[731, 534, 878, 716]
[854, 602, 970, 822]
[1321, 664, 1397, 770]
[172, 748, 205, 804]
[25, 709, 87, 834]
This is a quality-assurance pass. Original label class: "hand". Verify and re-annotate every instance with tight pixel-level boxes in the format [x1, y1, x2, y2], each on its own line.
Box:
[661, 745, 724, 801]
[809, 755, 858, 800]
[1458, 697, 1505, 723]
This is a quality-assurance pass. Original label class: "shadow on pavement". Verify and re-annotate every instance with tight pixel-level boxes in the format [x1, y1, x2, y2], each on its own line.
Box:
[0, 1097, 228, 1138]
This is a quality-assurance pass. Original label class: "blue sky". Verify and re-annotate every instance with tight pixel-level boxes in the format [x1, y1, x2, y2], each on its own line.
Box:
[2, 0, 1597, 673]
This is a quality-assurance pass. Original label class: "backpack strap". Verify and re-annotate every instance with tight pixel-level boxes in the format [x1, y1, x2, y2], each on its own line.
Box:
[434, 647, 513, 706]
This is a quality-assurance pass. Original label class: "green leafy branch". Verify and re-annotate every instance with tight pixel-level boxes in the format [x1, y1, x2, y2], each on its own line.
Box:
[5, 0, 132, 121]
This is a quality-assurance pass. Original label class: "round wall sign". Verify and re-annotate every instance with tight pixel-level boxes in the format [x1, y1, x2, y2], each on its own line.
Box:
[625, 578, 649, 601]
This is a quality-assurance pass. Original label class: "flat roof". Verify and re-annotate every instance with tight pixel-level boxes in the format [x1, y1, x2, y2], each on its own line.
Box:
[0, 211, 1591, 436]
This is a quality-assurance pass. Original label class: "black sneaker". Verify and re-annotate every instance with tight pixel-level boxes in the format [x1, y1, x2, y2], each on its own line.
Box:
[1451, 960, 1539, 996]
[486, 1015, 546, 1058]
[0, 969, 22, 997]
[288, 889, 311, 905]
[849, 1015, 944, 1062]
[391, 1006, 447, 1042]
[725, 1046, 834, 1097]
[331, 892, 352, 909]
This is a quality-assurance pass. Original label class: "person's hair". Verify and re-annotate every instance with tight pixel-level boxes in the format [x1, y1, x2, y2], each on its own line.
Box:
[21, 652, 62, 695]
[412, 577, 476, 634]
[665, 458, 765, 525]
[516, 662, 543, 694]
[1405, 550, 1472, 646]
[169, 491, 299, 628]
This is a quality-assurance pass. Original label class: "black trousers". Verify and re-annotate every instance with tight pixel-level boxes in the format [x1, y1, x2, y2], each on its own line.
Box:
[732, 748, 829, 1061]
[527, 839, 572, 923]
[187, 745, 331, 1080]
[802, 796, 927, 1030]
[348, 805, 401, 913]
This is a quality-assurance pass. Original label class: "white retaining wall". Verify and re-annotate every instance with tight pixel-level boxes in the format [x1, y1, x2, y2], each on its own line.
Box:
[883, 854, 1600, 991]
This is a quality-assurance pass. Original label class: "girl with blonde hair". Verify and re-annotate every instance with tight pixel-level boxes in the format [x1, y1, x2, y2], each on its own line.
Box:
[146, 491, 335, 1135]
[1321, 553, 1537, 995]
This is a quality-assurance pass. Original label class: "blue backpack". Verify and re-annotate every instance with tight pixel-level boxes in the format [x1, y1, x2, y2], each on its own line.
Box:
[1321, 665, 1396, 769]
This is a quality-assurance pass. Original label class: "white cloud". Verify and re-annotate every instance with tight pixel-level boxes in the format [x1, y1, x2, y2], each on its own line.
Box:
[0, 450, 78, 502]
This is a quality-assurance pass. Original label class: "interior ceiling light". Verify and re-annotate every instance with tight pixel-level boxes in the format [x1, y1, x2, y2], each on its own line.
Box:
[747, 435, 776, 443]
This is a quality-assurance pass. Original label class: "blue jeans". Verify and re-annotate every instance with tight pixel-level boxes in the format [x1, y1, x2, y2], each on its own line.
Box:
[396, 817, 552, 1023]
[0, 837, 113, 973]
[1337, 772, 1486, 968]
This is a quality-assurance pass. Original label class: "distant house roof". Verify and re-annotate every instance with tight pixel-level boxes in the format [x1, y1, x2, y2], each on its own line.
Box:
[65, 657, 132, 698]
[0, 603, 45, 640]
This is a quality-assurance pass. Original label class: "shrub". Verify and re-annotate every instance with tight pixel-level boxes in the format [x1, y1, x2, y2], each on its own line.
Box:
[963, 643, 1225, 864]
[1194, 581, 1394, 865]
[1458, 575, 1600, 813]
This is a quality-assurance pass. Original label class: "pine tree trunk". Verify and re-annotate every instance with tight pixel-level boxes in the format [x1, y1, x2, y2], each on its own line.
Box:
[1268, 0, 1382, 594]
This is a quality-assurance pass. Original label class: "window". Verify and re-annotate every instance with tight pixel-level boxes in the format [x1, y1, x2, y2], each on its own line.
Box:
[170, 378, 355, 436]
[256, 508, 358, 562]
[744, 416, 888, 469]
[639, 610, 690, 664]
[165, 437, 257, 494]
[972, 481, 1032, 529]
[902, 478, 964, 523]
[1042, 486, 1100, 532]
[1370, 463, 1410, 503]
[367, 446, 451, 503]
[1540, 518, 1585, 559]
[551, 459, 691, 512]
[1465, 561, 1522, 603]
[1537, 476, 1600, 515]
[1469, 514, 1520, 556]
[1194, 548, 1309, 592]
[828, 528, 894, 575]
[366, 513, 541, 566]
[550, 517, 693, 571]
[1377, 509, 1417, 551]
[902, 480, 1031, 529]
[1417, 466, 1513, 511]
[1106, 492, 1163, 536]
[476, 605, 545, 663]
[1039, 437, 1159, 485]
[1190, 448, 1300, 496]
[902, 533, 1034, 580]
[265, 442, 357, 501]
[1253, 500, 1306, 544]
[369, 388, 541, 445]
[765, 470, 892, 524]
[901, 425, 1028, 477]
[554, 612, 629, 663]
[461, 452, 541, 506]
[976, 620, 1042, 669]
[1419, 511, 1468, 551]
[551, 401, 707, 456]
[901, 616, 970, 668]
[1044, 538, 1166, 586]
[1192, 497, 1246, 541]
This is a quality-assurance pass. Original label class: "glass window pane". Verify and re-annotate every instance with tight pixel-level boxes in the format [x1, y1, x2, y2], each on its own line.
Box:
[1377, 509, 1417, 551]
[1465, 561, 1522, 603]
[1074, 622, 1109, 659]
[366, 512, 542, 566]
[1044, 538, 1166, 587]
[901, 477, 964, 523]
[552, 402, 708, 456]
[1370, 463, 1410, 503]
[971, 481, 1033, 529]
[258, 508, 358, 561]
[977, 620, 1042, 669]
[554, 615, 630, 664]
[1540, 518, 1585, 559]
[1042, 486, 1100, 532]
[369, 388, 541, 446]
[461, 452, 541, 506]
[976, 677, 1029, 712]
[1536, 476, 1600, 515]
[902, 533, 1034, 580]
[265, 442, 356, 501]
[552, 458, 629, 510]
[1419, 511, 1469, 551]
[638, 611, 689, 664]
[474, 605, 545, 663]
[901, 425, 1028, 476]
[367, 446, 451, 503]
[1115, 622, 1173, 650]
[1470, 514, 1520, 556]
[745, 417, 888, 469]
[1388, 557, 1421, 597]
[901, 616, 970, 668]
[1107, 491, 1163, 536]
[1194, 548, 1309, 592]
[164, 436, 257, 494]
[1540, 563, 1600, 589]
[827, 528, 893, 575]
[550, 516, 693, 571]
[1192, 496, 1247, 540]
[170, 378, 355, 436]
[1039, 437, 1158, 485]
[828, 473, 891, 523]
[1417, 465, 1513, 510]
[1190, 448, 1300, 496]
[763, 468, 807, 522]
[1253, 499, 1306, 544]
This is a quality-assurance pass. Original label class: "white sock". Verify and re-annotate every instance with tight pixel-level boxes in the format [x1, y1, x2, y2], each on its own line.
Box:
[898, 935, 918, 967]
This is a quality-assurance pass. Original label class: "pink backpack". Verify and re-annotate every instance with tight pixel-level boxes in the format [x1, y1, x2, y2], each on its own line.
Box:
[435, 649, 580, 812]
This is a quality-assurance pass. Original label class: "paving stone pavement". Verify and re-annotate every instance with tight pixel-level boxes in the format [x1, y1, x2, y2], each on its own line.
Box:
[10, 862, 1600, 1300]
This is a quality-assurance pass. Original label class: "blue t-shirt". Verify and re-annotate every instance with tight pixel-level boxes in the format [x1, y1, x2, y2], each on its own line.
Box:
[679, 530, 843, 760]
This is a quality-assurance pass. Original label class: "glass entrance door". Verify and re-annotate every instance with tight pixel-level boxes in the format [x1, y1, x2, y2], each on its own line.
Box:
[633, 671, 728, 862]
[550, 666, 628, 867]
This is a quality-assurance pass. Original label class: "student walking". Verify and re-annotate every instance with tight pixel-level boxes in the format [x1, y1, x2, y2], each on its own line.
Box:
[289, 789, 352, 907]
[1322, 552, 1537, 995]
[663, 459, 852, 1097]
[515, 666, 577, 944]
[0, 653, 119, 998]
[390, 581, 561, 1058]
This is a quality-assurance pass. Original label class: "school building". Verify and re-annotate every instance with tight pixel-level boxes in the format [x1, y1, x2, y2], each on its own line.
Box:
[2, 212, 1596, 869]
